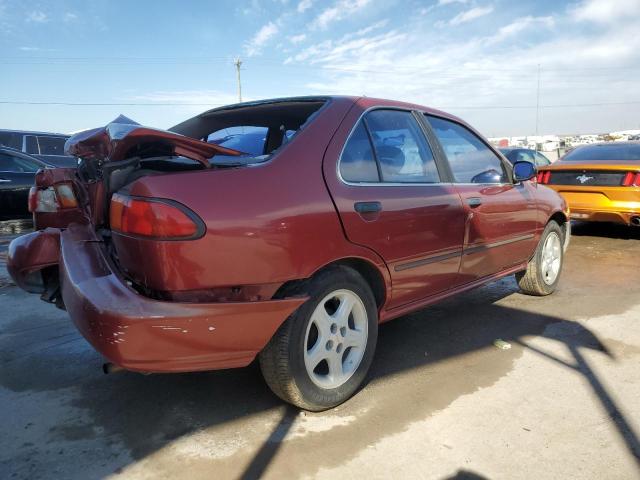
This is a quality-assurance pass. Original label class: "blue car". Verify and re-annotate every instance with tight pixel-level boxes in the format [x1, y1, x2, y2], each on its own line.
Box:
[499, 147, 551, 167]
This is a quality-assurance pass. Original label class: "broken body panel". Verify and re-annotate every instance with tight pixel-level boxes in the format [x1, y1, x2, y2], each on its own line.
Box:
[8, 96, 568, 375]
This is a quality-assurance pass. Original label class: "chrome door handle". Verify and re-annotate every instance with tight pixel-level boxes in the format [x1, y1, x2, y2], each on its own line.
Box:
[354, 201, 382, 214]
[467, 197, 482, 208]
[0, 178, 11, 183]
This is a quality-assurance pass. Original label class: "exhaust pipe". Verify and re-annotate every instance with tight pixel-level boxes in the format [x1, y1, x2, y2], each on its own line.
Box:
[631, 216, 640, 226]
[103, 362, 124, 374]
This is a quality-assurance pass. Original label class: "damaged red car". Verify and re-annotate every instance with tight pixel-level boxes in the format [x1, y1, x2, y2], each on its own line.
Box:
[8, 96, 570, 410]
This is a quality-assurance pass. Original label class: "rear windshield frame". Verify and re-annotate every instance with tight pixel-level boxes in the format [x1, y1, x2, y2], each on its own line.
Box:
[170, 98, 330, 166]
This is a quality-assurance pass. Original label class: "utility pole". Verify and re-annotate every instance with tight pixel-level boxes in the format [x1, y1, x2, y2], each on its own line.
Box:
[234, 58, 243, 103]
[535, 63, 541, 139]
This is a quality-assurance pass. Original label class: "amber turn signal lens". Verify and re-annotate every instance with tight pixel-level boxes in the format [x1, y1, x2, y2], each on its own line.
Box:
[110, 193, 201, 239]
[55, 183, 79, 208]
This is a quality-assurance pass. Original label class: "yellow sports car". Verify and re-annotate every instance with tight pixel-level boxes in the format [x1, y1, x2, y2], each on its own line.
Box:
[538, 142, 640, 226]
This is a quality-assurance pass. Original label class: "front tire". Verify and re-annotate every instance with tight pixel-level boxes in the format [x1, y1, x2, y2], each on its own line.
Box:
[516, 220, 564, 296]
[259, 266, 378, 411]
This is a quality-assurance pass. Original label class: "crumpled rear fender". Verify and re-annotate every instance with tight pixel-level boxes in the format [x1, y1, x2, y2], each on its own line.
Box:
[7, 228, 61, 293]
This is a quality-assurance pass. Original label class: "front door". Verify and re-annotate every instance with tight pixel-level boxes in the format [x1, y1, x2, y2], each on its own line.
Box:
[425, 115, 538, 283]
[0, 151, 40, 217]
[324, 107, 466, 309]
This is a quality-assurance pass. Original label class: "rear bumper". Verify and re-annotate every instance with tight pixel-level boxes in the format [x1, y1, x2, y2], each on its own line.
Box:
[14, 224, 306, 372]
[568, 208, 639, 225]
[548, 187, 640, 225]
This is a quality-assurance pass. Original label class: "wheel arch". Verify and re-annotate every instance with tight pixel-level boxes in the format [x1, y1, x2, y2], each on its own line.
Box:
[549, 209, 568, 227]
[273, 256, 388, 310]
[548, 209, 571, 251]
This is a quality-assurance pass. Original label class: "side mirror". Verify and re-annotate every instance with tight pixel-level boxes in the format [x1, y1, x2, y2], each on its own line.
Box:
[512, 161, 536, 183]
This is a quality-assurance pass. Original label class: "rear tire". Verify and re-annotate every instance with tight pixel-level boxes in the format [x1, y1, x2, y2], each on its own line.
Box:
[259, 265, 378, 411]
[516, 220, 564, 296]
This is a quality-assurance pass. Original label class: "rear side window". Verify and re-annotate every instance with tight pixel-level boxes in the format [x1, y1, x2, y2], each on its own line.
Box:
[339, 109, 440, 184]
[340, 122, 379, 182]
[534, 152, 550, 167]
[37, 136, 67, 155]
[506, 149, 535, 164]
[25, 136, 39, 154]
[427, 116, 507, 184]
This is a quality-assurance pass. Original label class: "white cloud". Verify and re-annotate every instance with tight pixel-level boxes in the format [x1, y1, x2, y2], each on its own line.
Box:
[289, 33, 307, 44]
[569, 0, 640, 23]
[311, 0, 371, 30]
[449, 5, 494, 25]
[18, 46, 58, 52]
[283, 4, 640, 136]
[297, 0, 313, 13]
[245, 21, 279, 56]
[488, 16, 555, 43]
[239, 0, 262, 16]
[63, 12, 78, 22]
[438, 0, 468, 5]
[26, 10, 48, 23]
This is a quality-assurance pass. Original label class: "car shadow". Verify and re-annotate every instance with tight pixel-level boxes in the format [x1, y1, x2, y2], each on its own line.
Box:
[571, 220, 640, 240]
[3, 274, 638, 478]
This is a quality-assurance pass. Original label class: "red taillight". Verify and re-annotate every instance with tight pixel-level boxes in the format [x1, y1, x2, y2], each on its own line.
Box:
[110, 193, 201, 239]
[28, 187, 39, 212]
[537, 171, 551, 184]
[622, 172, 640, 187]
[28, 183, 78, 213]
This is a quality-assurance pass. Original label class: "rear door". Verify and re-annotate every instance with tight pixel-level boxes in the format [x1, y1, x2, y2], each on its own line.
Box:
[424, 115, 538, 283]
[324, 107, 466, 309]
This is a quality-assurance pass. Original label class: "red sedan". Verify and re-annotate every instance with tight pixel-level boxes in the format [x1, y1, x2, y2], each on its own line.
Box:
[8, 96, 569, 410]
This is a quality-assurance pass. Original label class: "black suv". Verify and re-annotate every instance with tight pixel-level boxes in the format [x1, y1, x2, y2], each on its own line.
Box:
[0, 129, 76, 167]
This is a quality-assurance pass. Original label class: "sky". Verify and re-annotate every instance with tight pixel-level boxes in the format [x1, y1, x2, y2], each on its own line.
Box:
[1, 0, 640, 137]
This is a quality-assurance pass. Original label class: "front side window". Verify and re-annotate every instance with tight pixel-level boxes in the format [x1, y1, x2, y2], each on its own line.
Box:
[37, 136, 67, 155]
[366, 110, 439, 183]
[427, 116, 507, 184]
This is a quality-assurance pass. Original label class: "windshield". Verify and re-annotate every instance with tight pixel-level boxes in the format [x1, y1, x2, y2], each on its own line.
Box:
[563, 144, 640, 161]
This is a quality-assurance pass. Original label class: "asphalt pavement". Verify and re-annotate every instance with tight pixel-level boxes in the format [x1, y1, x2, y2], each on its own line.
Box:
[1, 221, 639, 480]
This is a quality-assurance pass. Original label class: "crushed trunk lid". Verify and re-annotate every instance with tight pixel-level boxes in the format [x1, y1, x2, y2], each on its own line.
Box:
[65, 115, 243, 167]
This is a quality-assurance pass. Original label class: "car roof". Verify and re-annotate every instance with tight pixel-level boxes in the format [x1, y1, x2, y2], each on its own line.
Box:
[190, 95, 337, 118]
[189, 95, 464, 122]
[0, 128, 70, 137]
[573, 141, 640, 148]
